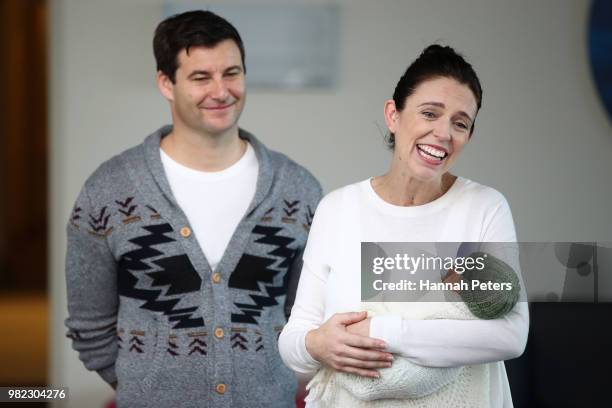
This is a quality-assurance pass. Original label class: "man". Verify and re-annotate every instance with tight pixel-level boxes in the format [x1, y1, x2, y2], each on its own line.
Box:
[65, 10, 321, 408]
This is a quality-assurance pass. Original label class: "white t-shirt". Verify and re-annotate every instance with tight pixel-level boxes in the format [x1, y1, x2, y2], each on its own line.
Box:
[160, 142, 258, 270]
[278, 177, 529, 407]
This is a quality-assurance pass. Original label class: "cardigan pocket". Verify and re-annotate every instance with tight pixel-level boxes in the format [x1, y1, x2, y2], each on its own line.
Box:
[138, 315, 170, 395]
[262, 319, 297, 399]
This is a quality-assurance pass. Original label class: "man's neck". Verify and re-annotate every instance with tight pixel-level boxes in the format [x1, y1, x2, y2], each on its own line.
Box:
[160, 124, 247, 172]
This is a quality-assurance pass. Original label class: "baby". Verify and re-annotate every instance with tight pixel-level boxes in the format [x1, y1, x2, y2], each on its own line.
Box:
[306, 249, 521, 407]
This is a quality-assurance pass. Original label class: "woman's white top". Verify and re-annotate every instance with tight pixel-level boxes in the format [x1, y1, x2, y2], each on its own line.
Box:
[278, 177, 529, 407]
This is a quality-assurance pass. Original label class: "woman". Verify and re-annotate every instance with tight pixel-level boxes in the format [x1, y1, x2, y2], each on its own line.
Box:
[278, 45, 529, 407]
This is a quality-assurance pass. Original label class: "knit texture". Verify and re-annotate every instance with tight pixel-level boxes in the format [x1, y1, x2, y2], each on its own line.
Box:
[306, 302, 488, 407]
[334, 356, 463, 400]
[65, 126, 322, 408]
[459, 252, 521, 319]
[307, 364, 489, 408]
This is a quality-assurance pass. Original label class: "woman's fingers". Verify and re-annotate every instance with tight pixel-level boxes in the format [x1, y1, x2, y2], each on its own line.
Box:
[305, 312, 394, 373]
[339, 342, 394, 362]
[337, 365, 381, 378]
[344, 331, 388, 351]
[338, 355, 393, 369]
[333, 311, 368, 326]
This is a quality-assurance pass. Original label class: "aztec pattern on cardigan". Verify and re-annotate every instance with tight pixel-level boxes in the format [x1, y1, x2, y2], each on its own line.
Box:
[65, 125, 322, 408]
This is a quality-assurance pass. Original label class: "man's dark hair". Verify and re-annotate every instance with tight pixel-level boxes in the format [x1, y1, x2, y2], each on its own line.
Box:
[153, 10, 246, 83]
[387, 44, 483, 148]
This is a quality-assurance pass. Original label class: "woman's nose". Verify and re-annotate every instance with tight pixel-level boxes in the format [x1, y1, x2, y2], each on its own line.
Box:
[432, 119, 452, 140]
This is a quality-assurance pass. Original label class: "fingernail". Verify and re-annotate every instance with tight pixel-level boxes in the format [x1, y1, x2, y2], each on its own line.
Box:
[387, 355, 394, 361]
[378, 341, 387, 348]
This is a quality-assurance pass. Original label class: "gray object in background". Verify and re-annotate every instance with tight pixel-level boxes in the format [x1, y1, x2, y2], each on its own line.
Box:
[164, 2, 340, 89]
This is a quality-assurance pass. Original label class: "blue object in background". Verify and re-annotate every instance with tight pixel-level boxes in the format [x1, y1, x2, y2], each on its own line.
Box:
[589, 0, 612, 123]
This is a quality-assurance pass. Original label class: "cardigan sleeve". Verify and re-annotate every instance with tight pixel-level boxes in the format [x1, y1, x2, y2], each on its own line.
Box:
[370, 193, 529, 367]
[64, 185, 119, 385]
[284, 186, 323, 319]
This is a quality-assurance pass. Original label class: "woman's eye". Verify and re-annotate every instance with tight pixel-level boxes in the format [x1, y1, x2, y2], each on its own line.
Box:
[455, 122, 468, 130]
[422, 111, 436, 119]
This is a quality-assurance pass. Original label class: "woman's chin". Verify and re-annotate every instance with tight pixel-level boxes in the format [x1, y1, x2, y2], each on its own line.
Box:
[407, 165, 445, 183]
[401, 148, 448, 181]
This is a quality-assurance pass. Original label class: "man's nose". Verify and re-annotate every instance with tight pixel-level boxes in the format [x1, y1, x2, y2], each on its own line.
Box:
[210, 78, 229, 100]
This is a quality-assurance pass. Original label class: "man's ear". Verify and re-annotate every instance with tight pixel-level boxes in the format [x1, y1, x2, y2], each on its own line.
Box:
[383, 99, 399, 134]
[156, 71, 174, 102]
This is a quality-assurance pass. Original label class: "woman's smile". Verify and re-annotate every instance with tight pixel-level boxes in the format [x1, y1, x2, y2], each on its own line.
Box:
[415, 143, 449, 166]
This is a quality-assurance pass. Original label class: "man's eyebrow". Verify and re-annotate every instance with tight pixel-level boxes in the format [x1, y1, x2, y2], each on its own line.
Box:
[187, 66, 243, 79]
[224, 65, 243, 73]
[417, 101, 474, 123]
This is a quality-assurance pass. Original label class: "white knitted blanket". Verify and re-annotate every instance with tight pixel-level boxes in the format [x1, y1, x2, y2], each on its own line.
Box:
[305, 301, 490, 407]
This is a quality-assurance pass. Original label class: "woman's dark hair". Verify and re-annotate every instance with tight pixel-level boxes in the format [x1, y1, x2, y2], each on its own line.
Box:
[386, 44, 482, 148]
[153, 10, 246, 83]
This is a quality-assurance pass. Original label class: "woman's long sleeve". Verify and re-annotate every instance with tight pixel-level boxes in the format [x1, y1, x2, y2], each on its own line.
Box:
[278, 194, 335, 374]
[278, 259, 327, 374]
[370, 302, 528, 367]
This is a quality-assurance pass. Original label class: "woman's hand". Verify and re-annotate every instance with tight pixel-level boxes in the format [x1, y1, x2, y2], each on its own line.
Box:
[305, 311, 393, 378]
[346, 316, 370, 337]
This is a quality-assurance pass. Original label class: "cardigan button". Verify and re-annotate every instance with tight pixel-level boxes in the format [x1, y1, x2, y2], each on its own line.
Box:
[212, 272, 221, 284]
[180, 227, 191, 238]
[215, 383, 226, 394]
[214, 327, 224, 339]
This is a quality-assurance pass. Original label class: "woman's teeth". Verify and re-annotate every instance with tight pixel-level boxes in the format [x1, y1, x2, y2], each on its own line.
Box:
[417, 145, 447, 160]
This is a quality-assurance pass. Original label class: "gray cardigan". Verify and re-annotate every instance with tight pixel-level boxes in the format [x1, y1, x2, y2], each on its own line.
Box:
[65, 126, 322, 407]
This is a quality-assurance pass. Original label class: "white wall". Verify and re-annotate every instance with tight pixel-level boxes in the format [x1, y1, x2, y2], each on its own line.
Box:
[50, 0, 612, 406]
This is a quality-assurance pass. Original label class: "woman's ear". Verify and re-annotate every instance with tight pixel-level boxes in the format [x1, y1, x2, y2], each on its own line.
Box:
[384, 99, 399, 134]
[156, 71, 175, 102]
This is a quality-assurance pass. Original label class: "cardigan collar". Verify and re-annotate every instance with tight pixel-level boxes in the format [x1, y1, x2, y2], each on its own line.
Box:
[142, 125, 275, 217]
